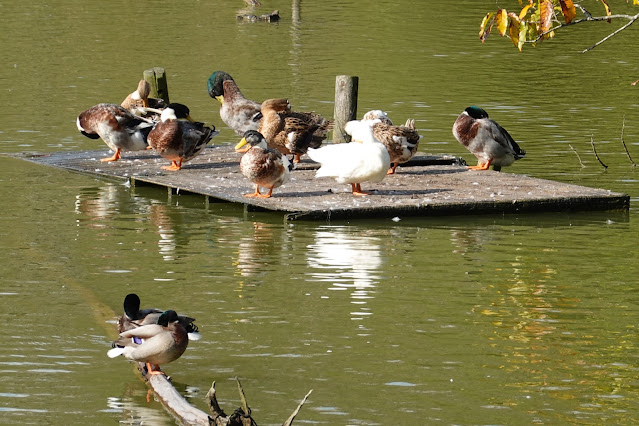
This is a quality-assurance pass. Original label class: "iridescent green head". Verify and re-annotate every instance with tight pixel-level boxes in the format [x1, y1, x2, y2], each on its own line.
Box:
[207, 71, 234, 99]
[465, 106, 489, 120]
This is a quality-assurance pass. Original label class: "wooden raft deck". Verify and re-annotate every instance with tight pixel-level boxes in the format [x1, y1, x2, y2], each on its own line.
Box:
[12, 145, 629, 220]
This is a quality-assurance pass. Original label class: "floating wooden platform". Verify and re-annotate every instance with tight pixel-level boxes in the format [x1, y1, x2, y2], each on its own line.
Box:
[12, 145, 629, 220]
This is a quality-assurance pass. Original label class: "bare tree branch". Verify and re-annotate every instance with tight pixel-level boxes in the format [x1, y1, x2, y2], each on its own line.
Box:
[526, 12, 639, 53]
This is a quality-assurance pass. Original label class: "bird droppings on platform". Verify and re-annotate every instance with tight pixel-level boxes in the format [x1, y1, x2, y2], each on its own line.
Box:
[10, 144, 629, 221]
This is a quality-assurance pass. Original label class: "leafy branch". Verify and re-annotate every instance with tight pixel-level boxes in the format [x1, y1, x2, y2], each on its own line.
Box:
[479, 0, 639, 52]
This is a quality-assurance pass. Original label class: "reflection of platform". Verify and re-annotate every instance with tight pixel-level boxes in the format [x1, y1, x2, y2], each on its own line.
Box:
[13, 144, 629, 220]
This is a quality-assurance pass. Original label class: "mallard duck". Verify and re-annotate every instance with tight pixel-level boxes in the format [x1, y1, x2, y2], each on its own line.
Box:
[362, 110, 422, 175]
[147, 103, 218, 171]
[452, 106, 525, 171]
[259, 98, 333, 163]
[207, 71, 263, 136]
[76, 103, 154, 162]
[121, 80, 167, 118]
[117, 293, 201, 341]
[307, 119, 390, 196]
[235, 130, 292, 198]
[108, 310, 188, 375]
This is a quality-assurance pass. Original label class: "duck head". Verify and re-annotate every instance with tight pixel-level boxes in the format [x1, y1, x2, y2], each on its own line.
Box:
[235, 130, 267, 152]
[207, 71, 234, 102]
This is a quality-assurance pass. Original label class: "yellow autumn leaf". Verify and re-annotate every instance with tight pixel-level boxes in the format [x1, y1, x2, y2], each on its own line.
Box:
[539, 0, 553, 38]
[479, 12, 495, 42]
[508, 13, 521, 48]
[600, 0, 612, 22]
[634, 0, 639, 6]
[497, 9, 509, 36]
[560, 0, 577, 24]
[519, 3, 534, 20]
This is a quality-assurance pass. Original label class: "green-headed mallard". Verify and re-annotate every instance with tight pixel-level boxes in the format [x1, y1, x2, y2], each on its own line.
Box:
[207, 71, 262, 136]
[147, 103, 218, 171]
[258, 98, 333, 163]
[453, 106, 525, 171]
[235, 130, 292, 198]
[108, 310, 188, 375]
[117, 293, 201, 341]
[362, 110, 423, 175]
[76, 103, 154, 162]
[307, 119, 390, 196]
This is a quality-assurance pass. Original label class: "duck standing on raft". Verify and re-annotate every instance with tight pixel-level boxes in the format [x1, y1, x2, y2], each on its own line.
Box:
[452, 106, 525, 171]
[307, 119, 390, 196]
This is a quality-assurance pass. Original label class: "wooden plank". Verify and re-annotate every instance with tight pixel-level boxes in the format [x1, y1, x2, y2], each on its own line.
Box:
[10, 145, 629, 220]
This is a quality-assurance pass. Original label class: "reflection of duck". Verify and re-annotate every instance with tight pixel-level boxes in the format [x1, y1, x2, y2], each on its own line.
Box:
[108, 310, 188, 375]
[453, 106, 525, 171]
[362, 110, 422, 175]
[307, 228, 383, 291]
[235, 130, 292, 198]
[307, 119, 390, 195]
[147, 103, 218, 171]
[76, 103, 154, 162]
[259, 98, 333, 163]
[207, 71, 262, 135]
[118, 293, 201, 341]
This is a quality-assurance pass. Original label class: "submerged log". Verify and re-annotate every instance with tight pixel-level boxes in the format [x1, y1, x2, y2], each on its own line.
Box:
[136, 363, 312, 425]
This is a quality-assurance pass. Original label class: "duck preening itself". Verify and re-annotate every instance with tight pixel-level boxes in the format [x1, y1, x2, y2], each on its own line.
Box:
[76, 103, 155, 162]
[108, 310, 189, 375]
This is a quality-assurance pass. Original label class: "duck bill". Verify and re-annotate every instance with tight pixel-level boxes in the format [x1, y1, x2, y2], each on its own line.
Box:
[215, 95, 225, 105]
[235, 137, 250, 153]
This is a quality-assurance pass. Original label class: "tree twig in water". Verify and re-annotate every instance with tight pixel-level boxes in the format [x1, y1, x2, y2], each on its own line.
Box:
[590, 136, 608, 170]
[569, 144, 586, 168]
[620, 116, 636, 168]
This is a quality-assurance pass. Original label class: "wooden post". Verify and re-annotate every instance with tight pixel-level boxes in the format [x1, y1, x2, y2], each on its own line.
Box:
[332, 75, 358, 143]
[143, 67, 170, 104]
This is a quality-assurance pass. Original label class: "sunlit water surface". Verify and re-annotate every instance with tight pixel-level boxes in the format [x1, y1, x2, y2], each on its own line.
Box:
[1, 0, 639, 424]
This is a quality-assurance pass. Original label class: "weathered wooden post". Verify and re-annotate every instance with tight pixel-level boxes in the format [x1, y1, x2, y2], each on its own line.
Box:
[332, 75, 358, 143]
[143, 67, 170, 104]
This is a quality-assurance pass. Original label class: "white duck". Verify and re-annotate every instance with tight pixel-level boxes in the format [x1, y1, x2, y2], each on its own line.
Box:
[307, 119, 390, 196]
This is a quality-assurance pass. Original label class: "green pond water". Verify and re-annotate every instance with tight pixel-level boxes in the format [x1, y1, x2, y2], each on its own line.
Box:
[2, 0, 639, 424]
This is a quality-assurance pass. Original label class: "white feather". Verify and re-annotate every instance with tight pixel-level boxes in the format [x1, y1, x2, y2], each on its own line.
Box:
[107, 347, 125, 358]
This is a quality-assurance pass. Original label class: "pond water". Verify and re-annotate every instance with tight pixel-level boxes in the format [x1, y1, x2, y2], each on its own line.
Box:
[2, 0, 639, 424]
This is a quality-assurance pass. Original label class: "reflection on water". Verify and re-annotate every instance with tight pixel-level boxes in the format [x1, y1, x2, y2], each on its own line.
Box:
[307, 227, 383, 320]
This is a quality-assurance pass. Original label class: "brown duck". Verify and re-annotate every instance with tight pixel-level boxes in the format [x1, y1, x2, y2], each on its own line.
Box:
[147, 103, 218, 171]
[235, 130, 292, 198]
[258, 98, 333, 163]
[362, 110, 422, 174]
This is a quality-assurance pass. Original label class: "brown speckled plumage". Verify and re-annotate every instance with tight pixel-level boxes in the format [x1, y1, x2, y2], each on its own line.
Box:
[76, 103, 153, 161]
[258, 98, 333, 161]
[148, 104, 218, 170]
[236, 130, 292, 197]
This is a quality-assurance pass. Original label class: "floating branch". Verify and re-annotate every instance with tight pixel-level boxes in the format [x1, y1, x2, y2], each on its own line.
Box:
[569, 144, 586, 168]
[620, 116, 636, 168]
[590, 136, 608, 170]
[134, 364, 312, 425]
